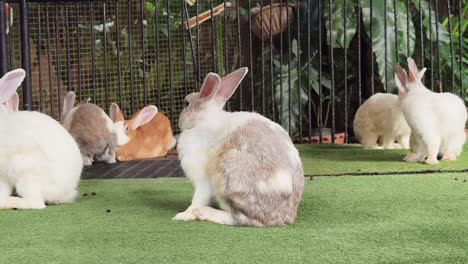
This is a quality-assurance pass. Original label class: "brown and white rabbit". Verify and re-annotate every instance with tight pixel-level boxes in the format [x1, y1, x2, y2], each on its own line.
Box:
[354, 93, 411, 149]
[61, 91, 118, 166]
[109, 103, 176, 161]
[173, 68, 305, 227]
[395, 58, 467, 165]
[0, 69, 82, 209]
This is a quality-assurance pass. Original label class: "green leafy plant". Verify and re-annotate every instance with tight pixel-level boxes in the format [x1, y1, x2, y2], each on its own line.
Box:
[273, 39, 331, 136]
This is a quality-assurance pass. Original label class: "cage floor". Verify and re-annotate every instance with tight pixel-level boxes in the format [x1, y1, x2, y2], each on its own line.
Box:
[81, 150, 184, 179]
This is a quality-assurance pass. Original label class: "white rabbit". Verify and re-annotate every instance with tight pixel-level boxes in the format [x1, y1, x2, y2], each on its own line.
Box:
[354, 93, 411, 149]
[173, 68, 304, 227]
[395, 58, 467, 165]
[0, 69, 83, 209]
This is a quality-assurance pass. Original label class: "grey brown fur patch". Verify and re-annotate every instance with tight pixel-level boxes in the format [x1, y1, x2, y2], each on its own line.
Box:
[212, 120, 304, 227]
[65, 103, 117, 163]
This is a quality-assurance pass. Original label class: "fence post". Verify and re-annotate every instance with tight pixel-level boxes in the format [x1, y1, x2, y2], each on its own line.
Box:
[19, 0, 32, 110]
[0, 1, 8, 75]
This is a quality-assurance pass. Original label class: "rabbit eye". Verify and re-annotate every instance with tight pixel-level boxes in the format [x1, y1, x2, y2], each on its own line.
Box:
[125, 126, 129, 132]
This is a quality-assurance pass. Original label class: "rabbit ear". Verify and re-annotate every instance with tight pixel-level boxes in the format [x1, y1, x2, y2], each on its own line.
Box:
[62, 91, 76, 118]
[407, 57, 419, 82]
[133, 105, 158, 129]
[216, 67, 249, 104]
[5, 92, 19, 112]
[0, 69, 25, 103]
[200, 73, 221, 101]
[418, 68, 427, 81]
[110, 103, 124, 122]
[395, 64, 409, 95]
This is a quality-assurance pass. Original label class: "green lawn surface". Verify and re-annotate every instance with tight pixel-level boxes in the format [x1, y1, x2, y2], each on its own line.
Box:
[2, 175, 467, 264]
[298, 144, 468, 176]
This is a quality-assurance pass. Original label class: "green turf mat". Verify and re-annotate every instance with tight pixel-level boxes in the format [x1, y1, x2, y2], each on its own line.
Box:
[1, 176, 467, 264]
[297, 144, 468, 176]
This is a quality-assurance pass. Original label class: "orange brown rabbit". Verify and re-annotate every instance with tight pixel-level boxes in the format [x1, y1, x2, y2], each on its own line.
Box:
[109, 103, 176, 161]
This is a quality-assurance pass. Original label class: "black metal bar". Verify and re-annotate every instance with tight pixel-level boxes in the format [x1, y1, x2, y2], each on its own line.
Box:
[38, 6, 43, 112]
[75, 1, 82, 100]
[287, 0, 292, 135]
[154, 0, 161, 106]
[393, 0, 398, 61]
[224, 0, 230, 110]
[0, 1, 8, 75]
[269, 0, 275, 121]
[235, 0, 242, 109]
[46, 4, 54, 114]
[307, 0, 311, 142]
[139, 0, 147, 105]
[434, 0, 442, 88]
[7, 12, 12, 70]
[182, 1, 197, 92]
[65, 4, 71, 92]
[459, 0, 464, 100]
[279, 0, 283, 127]
[384, 0, 388, 91]
[167, 0, 174, 130]
[19, 0, 32, 110]
[357, 1, 361, 106]
[445, 0, 455, 91]
[182, 0, 188, 98]
[344, 0, 348, 142]
[406, 0, 410, 57]
[248, 0, 254, 111]
[329, 0, 335, 143]
[116, 1, 123, 108]
[103, 2, 109, 111]
[318, 0, 323, 142]
[370, 0, 374, 94]
[210, 0, 216, 72]
[90, 2, 96, 102]
[419, 0, 424, 77]
[297, 0, 301, 142]
[429, 0, 434, 90]
[54, 2, 62, 116]
[127, 0, 134, 112]
[260, 3, 265, 116]
[196, 0, 201, 90]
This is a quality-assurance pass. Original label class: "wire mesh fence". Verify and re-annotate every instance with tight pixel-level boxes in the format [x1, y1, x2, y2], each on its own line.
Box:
[0, 0, 465, 142]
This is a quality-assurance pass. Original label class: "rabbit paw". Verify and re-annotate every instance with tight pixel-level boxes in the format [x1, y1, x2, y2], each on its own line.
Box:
[441, 154, 456, 161]
[172, 210, 196, 221]
[117, 155, 132, 162]
[403, 153, 419, 162]
[425, 158, 439, 165]
[83, 156, 93, 166]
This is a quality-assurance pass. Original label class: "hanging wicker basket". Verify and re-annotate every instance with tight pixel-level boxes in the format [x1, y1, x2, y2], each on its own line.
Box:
[251, 3, 295, 41]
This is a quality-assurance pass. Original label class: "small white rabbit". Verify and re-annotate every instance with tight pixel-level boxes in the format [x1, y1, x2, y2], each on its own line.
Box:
[354, 93, 411, 149]
[0, 69, 83, 209]
[173, 68, 304, 227]
[395, 58, 467, 165]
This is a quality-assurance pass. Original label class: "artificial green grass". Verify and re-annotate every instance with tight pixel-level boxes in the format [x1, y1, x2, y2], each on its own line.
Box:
[1, 175, 467, 264]
[297, 144, 468, 176]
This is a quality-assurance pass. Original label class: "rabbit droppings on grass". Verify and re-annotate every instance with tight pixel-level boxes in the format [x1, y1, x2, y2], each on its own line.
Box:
[109, 103, 176, 161]
[354, 93, 411, 150]
[174, 68, 304, 227]
[395, 58, 467, 165]
[0, 69, 82, 209]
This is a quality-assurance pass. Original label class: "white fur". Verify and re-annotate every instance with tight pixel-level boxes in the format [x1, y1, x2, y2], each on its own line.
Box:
[396, 59, 467, 165]
[114, 120, 131, 146]
[354, 93, 411, 150]
[0, 111, 82, 209]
